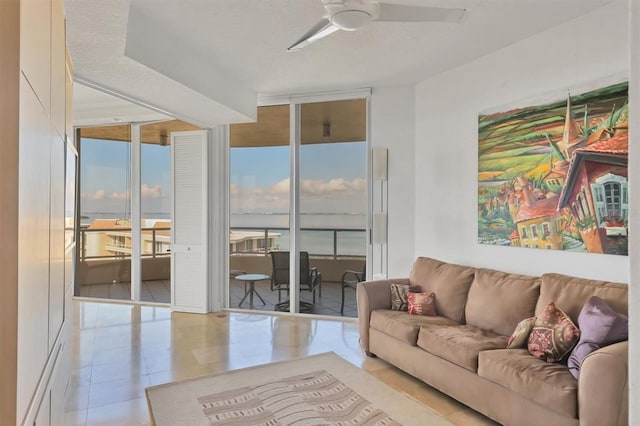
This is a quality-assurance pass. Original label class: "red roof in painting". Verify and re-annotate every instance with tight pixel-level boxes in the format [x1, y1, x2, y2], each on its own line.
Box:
[510, 230, 520, 240]
[514, 197, 559, 223]
[579, 135, 628, 155]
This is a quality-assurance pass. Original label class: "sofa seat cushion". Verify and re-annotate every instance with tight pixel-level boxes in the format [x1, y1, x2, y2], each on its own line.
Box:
[478, 349, 577, 419]
[417, 325, 508, 372]
[370, 310, 458, 345]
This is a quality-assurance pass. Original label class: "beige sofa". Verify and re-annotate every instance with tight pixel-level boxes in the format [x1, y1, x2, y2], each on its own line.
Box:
[357, 257, 628, 426]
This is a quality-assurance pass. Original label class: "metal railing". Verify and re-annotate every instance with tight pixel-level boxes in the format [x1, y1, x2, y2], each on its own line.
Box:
[230, 227, 366, 260]
[79, 226, 366, 262]
[79, 227, 171, 261]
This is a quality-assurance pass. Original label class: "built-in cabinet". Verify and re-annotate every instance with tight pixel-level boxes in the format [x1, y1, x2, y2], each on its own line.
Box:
[1, 0, 73, 424]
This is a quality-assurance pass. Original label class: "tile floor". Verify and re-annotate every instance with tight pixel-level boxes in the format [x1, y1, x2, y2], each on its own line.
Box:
[79, 279, 359, 317]
[64, 300, 498, 426]
[78, 280, 171, 303]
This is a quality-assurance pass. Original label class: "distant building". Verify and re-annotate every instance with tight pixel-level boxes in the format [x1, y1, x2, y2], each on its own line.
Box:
[142, 221, 171, 256]
[230, 230, 281, 254]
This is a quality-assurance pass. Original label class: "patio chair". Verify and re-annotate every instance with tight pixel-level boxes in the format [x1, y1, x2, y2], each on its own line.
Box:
[270, 251, 321, 304]
[340, 262, 366, 315]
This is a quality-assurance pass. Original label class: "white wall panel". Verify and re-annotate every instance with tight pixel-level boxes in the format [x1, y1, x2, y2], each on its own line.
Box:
[20, 0, 51, 109]
[17, 75, 51, 422]
[49, 135, 65, 351]
[50, 0, 66, 137]
[171, 131, 209, 313]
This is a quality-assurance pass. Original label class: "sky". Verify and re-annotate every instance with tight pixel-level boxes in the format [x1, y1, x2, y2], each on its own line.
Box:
[81, 138, 171, 216]
[230, 142, 367, 215]
[80, 138, 367, 220]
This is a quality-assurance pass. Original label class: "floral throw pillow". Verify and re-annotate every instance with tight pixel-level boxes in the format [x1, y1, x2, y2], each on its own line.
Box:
[528, 301, 580, 362]
[390, 283, 411, 311]
[407, 292, 436, 316]
[507, 317, 536, 349]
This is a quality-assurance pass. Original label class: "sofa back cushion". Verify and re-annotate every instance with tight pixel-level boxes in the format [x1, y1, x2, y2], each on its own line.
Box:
[465, 268, 541, 336]
[535, 273, 628, 323]
[409, 257, 475, 323]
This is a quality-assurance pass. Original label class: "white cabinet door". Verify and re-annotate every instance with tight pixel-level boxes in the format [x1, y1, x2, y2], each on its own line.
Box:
[171, 131, 209, 313]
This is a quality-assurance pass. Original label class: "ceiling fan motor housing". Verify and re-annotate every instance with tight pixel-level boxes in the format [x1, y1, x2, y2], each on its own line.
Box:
[326, 0, 380, 31]
[331, 9, 372, 30]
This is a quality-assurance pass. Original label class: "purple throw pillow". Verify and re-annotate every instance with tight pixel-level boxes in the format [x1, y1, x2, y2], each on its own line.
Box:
[568, 296, 628, 379]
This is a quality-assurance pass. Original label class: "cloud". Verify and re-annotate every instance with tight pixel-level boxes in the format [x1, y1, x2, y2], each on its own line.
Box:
[230, 177, 367, 213]
[141, 184, 163, 199]
[232, 177, 365, 198]
[109, 190, 129, 200]
[81, 185, 166, 201]
[300, 178, 366, 195]
[81, 189, 106, 200]
[270, 179, 290, 195]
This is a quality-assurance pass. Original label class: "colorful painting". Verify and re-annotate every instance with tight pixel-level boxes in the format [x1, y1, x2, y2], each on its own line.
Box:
[478, 81, 628, 255]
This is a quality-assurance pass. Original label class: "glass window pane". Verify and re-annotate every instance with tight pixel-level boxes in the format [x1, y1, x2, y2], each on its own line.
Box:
[140, 128, 172, 304]
[78, 135, 132, 300]
[230, 105, 290, 312]
[300, 99, 367, 318]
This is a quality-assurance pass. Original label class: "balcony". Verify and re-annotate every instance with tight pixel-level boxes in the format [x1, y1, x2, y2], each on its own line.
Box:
[77, 226, 364, 316]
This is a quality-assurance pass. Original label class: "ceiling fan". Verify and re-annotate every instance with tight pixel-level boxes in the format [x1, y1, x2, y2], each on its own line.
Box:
[288, 0, 468, 51]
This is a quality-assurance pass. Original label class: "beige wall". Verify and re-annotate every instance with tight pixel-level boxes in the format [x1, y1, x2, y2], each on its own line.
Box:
[0, 0, 72, 424]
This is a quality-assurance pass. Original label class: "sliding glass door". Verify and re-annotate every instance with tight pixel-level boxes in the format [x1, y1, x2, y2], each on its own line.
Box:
[229, 105, 291, 311]
[76, 121, 198, 303]
[298, 100, 367, 317]
[229, 95, 369, 317]
[77, 131, 133, 300]
[139, 123, 172, 303]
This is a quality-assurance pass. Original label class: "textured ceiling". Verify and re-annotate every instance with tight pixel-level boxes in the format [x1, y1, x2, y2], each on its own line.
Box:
[65, 0, 615, 126]
[73, 83, 171, 126]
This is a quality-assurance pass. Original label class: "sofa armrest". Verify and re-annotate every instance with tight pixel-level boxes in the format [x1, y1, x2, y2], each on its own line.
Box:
[356, 278, 408, 355]
[578, 340, 628, 426]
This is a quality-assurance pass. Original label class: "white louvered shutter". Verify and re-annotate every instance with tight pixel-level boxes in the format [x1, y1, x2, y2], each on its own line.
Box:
[171, 130, 209, 313]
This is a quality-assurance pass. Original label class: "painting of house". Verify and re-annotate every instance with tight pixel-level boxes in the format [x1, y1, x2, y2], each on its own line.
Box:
[557, 135, 628, 254]
[478, 81, 628, 255]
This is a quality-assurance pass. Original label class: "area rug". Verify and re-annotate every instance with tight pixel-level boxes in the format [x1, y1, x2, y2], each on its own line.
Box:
[146, 352, 451, 426]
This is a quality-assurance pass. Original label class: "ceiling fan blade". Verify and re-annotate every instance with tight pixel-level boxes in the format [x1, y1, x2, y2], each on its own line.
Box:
[287, 18, 340, 52]
[377, 3, 467, 23]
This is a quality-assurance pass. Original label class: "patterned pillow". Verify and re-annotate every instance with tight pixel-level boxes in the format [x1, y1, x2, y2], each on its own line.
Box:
[507, 317, 536, 349]
[390, 283, 411, 311]
[407, 292, 436, 316]
[528, 301, 580, 362]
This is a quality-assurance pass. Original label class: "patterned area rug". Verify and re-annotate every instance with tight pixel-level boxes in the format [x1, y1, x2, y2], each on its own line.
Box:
[146, 352, 451, 426]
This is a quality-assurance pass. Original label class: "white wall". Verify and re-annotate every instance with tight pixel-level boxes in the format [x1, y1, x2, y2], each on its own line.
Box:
[414, 2, 629, 282]
[371, 86, 415, 277]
